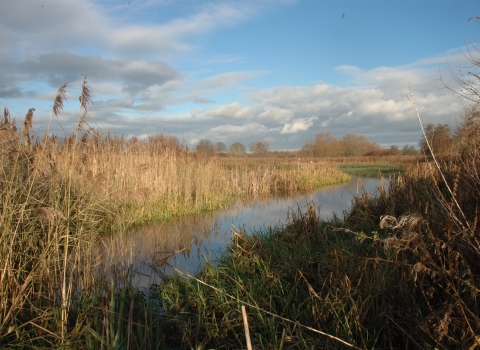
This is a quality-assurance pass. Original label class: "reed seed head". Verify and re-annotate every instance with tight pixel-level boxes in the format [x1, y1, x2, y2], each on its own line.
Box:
[35, 206, 66, 225]
[53, 84, 67, 117]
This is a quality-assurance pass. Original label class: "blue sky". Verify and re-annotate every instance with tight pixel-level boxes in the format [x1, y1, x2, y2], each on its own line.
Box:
[1, 0, 479, 150]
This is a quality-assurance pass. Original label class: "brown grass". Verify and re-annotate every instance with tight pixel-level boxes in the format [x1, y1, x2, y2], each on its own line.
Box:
[0, 83, 350, 347]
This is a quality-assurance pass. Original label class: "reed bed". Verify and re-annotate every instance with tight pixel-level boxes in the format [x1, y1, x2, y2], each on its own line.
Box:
[0, 81, 349, 348]
[152, 128, 480, 348]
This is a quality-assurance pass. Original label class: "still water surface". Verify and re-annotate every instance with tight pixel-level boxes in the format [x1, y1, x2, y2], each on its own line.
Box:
[104, 177, 384, 288]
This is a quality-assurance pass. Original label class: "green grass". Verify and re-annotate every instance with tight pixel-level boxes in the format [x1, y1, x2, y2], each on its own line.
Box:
[337, 163, 403, 177]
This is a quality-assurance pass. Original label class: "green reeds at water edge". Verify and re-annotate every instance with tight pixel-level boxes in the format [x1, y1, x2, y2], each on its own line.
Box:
[337, 163, 404, 177]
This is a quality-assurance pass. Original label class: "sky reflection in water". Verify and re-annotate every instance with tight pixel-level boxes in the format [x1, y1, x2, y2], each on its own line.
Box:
[107, 177, 384, 288]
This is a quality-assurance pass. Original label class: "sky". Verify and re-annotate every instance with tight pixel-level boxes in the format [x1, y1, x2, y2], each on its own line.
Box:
[1, 0, 480, 151]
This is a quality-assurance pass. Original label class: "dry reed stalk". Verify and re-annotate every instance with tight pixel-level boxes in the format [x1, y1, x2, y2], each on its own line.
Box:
[408, 86, 469, 229]
[22, 108, 34, 149]
[241, 305, 253, 350]
[35, 206, 67, 225]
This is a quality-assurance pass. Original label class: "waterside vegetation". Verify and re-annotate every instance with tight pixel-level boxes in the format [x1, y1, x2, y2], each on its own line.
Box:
[0, 79, 350, 348]
[336, 163, 404, 177]
[150, 104, 480, 348]
[2, 44, 480, 347]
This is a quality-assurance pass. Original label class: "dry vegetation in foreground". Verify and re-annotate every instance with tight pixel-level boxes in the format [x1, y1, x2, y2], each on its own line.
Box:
[0, 78, 350, 347]
[152, 107, 480, 349]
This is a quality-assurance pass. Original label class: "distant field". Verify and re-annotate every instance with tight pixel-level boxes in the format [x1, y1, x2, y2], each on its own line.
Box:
[337, 163, 404, 177]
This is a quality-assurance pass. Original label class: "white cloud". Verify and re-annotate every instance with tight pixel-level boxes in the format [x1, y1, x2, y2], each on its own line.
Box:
[206, 102, 253, 119]
[280, 116, 317, 134]
[0, 0, 258, 60]
[210, 122, 268, 135]
[258, 108, 293, 123]
[1, 0, 474, 151]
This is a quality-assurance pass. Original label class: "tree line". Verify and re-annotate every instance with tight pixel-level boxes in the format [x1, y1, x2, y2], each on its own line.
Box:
[299, 131, 418, 157]
[195, 139, 270, 156]
[116, 131, 423, 158]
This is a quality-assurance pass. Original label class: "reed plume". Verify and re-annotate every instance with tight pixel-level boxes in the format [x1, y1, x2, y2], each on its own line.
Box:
[22, 107, 35, 148]
[53, 84, 67, 118]
[76, 75, 95, 139]
[2, 106, 10, 124]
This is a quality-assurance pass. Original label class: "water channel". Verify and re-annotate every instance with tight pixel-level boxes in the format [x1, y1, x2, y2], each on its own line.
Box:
[103, 176, 384, 288]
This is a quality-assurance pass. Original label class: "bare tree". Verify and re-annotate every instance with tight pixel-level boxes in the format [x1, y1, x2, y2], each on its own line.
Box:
[402, 144, 418, 155]
[342, 133, 381, 156]
[248, 140, 270, 155]
[419, 123, 451, 157]
[149, 134, 182, 153]
[196, 139, 215, 156]
[229, 142, 246, 157]
[389, 145, 401, 155]
[215, 141, 227, 154]
[314, 131, 343, 157]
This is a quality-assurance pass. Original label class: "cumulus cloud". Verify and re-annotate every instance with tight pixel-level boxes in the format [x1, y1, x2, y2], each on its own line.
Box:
[258, 108, 294, 123]
[15, 50, 466, 151]
[194, 96, 215, 104]
[281, 117, 317, 134]
[197, 71, 263, 90]
[0, 0, 473, 151]
[210, 122, 268, 135]
[206, 102, 253, 119]
[17, 53, 180, 93]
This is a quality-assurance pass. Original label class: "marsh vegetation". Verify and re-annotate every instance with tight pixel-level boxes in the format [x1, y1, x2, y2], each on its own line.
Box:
[2, 50, 480, 348]
[0, 79, 350, 348]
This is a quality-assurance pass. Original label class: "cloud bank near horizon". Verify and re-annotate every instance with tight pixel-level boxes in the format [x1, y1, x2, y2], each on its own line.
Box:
[0, 0, 476, 151]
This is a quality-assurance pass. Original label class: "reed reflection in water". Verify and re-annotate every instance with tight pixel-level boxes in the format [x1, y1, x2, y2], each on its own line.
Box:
[104, 177, 383, 288]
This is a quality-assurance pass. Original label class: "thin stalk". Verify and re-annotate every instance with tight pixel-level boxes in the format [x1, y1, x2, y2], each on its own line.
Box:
[408, 85, 470, 229]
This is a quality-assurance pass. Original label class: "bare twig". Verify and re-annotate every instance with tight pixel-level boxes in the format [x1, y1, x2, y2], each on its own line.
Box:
[241, 306, 253, 350]
[408, 85, 470, 229]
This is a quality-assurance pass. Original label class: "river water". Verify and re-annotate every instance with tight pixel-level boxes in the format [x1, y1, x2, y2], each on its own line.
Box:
[102, 176, 384, 288]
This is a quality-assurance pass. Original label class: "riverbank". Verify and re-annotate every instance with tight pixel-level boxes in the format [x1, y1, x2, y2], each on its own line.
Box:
[2, 86, 477, 347]
[48, 152, 479, 349]
[145, 156, 479, 349]
[336, 162, 404, 177]
[0, 103, 350, 347]
[2, 144, 478, 348]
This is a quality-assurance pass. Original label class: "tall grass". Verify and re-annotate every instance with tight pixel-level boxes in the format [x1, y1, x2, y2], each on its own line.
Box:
[0, 82, 349, 347]
[149, 109, 480, 348]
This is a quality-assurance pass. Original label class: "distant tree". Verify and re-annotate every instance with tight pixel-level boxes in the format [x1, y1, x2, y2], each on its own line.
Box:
[402, 144, 418, 155]
[453, 108, 480, 154]
[248, 140, 270, 155]
[301, 130, 382, 157]
[229, 142, 246, 157]
[419, 123, 451, 157]
[149, 134, 182, 153]
[314, 131, 343, 157]
[389, 145, 401, 155]
[342, 133, 381, 156]
[215, 141, 227, 154]
[300, 142, 315, 157]
[196, 139, 215, 156]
